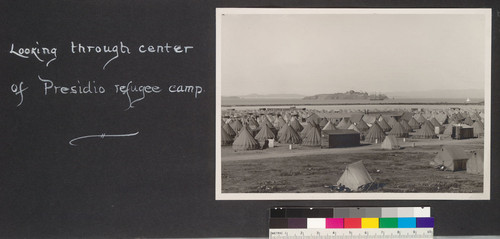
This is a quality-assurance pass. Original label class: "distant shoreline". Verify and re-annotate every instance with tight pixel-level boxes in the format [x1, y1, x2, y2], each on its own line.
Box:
[222, 102, 484, 107]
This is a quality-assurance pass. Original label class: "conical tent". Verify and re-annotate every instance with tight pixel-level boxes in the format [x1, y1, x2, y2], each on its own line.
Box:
[278, 124, 302, 144]
[322, 121, 337, 131]
[301, 123, 314, 138]
[471, 112, 481, 122]
[302, 126, 321, 146]
[408, 117, 420, 130]
[413, 123, 437, 139]
[354, 119, 370, 131]
[415, 114, 427, 124]
[455, 112, 465, 121]
[221, 127, 234, 146]
[350, 114, 364, 123]
[377, 117, 392, 132]
[387, 117, 398, 128]
[434, 145, 468, 171]
[347, 124, 361, 133]
[336, 118, 352, 130]
[229, 119, 243, 132]
[261, 116, 274, 128]
[435, 113, 448, 125]
[336, 160, 374, 191]
[289, 117, 304, 132]
[387, 121, 409, 138]
[365, 122, 385, 143]
[449, 114, 459, 123]
[274, 117, 287, 129]
[266, 114, 275, 123]
[472, 121, 484, 137]
[223, 123, 236, 137]
[467, 150, 484, 174]
[362, 114, 377, 125]
[430, 118, 441, 127]
[284, 113, 291, 123]
[381, 135, 400, 150]
[232, 127, 260, 151]
[400, 119, 412, 133]
[254, 124, 276, 141]
[240, 123, 254, 137]
[422, 120, 435, 130]
[248, 117, 260, 128]
[319, 118, 329, 128]
[306, 113, 321, 125]
[463, 116, 473, 126]
[400, 112, 414, 122]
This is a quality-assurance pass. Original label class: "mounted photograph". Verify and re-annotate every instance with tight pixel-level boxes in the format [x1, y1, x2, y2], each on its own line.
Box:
[215, 8, 491, 200]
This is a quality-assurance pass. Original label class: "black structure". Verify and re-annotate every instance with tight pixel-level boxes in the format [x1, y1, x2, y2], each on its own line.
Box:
[321, 129, 360, 148]
[452, 125, 474, 139]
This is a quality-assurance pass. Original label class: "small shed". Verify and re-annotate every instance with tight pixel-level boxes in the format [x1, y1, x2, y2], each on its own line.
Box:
[452, 125, 474, 139]
[321, 129, 360, 148]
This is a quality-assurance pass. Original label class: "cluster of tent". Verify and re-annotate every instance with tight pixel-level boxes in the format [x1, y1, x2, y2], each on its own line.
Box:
[434, 146, 484, 174]
[222, 108, 484, 151]
[335, 145, 484, 192]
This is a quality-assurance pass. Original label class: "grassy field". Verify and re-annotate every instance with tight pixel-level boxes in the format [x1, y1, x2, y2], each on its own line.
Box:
[221, 137, 484, 194]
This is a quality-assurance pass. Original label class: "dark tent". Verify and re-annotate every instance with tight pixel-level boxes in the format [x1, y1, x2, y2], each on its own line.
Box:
[232, 127, 260, 151]
[221, 127, 234, 146]
[365, 122, 385, 143]
[254, 124, 276, 141]
[278, 124, 302, 144]
[302, 126, 322, 146]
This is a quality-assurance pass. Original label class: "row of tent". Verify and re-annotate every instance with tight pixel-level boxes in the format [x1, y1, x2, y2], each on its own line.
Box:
[223, 108, 484, 128]
[222, 111, 484, 150]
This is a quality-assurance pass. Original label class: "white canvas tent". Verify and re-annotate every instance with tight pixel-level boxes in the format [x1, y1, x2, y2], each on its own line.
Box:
[467, 150, 484, 175]
[381, 135, 400, 150]
[336, 161, 374, 191]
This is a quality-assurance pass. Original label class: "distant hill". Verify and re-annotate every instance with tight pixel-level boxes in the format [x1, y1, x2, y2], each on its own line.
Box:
[303, 90, 388, 100]
[236, 94, 305, 99]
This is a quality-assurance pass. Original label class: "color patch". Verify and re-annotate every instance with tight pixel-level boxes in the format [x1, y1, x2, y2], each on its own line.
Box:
[416, 217, 434, 228]
[326, 218, 343, 228]
[379, 218, 398, 228]
[344, 218, 361, 228]
[269, 218, 288, 228]
[397, 208, 414, 217]
[288, 218, 307, 228]
[307, 218, 325, 228]
[287, 208, 333, 218]
[361, 218, 379, 228]
[381, 207, 398, 218]
[414, 207, 431, 217]
[364, 208, 381, 218]
[270, 208, 286, 218]
[398, 218, 417, 228]
[349, 208, 364, 218]
[334, 208, 350, 218]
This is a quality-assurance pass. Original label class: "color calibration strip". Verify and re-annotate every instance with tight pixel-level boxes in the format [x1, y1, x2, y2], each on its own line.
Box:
[269, 207, 433, 238]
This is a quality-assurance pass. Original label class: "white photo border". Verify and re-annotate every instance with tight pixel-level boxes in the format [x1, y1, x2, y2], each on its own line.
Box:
[215, 8, 491, 200]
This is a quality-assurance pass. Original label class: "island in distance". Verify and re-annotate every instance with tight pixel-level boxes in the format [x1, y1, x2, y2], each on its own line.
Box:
[303, 90, 388, 101]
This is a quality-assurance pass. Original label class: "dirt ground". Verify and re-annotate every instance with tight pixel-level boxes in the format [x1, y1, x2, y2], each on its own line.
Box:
[221, 136, 484, 193]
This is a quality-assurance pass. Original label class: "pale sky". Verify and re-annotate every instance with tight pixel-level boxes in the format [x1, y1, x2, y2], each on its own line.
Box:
[220, 10, 489, 96]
